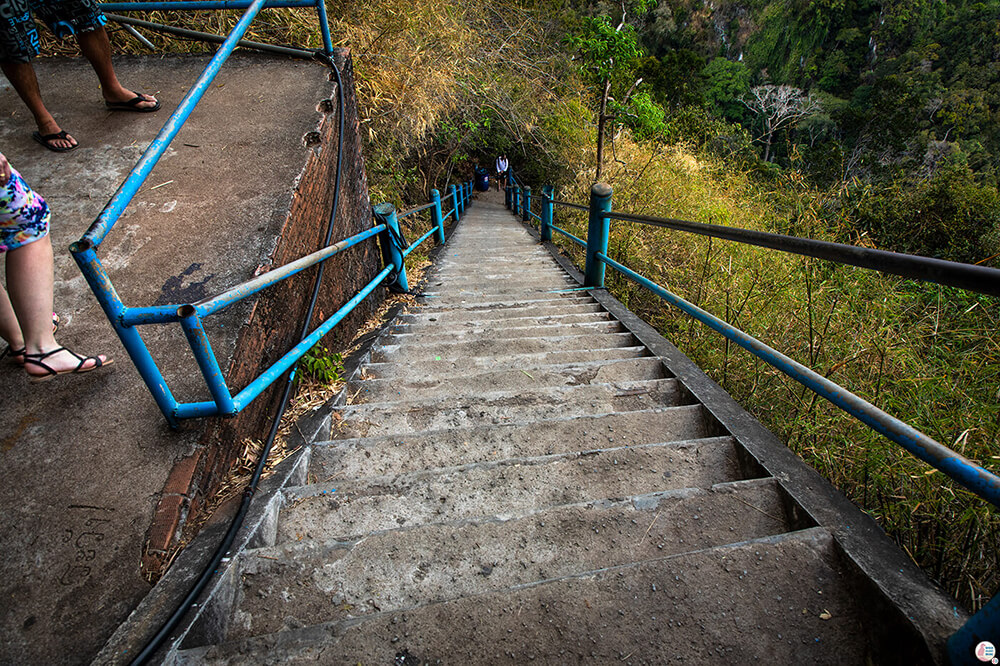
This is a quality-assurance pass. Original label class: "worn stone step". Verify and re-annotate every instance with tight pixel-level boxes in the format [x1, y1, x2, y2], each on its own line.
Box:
[359, 350, 658, 384]
[384, 319, 625, 345]
[397, 311, 613, 334]
[177, 528, 878, 665]
[288, 435, 753, 540]
[402, 300, 604, 325]
[419, 288, 586, 305]
[416, 293, 592, 310]
[317, 406, 719, 479]
[223, 478, 802, 642]
[334, 378, 690, 437]
[423, 276, 576, 293]
[374, 331, 638, 362]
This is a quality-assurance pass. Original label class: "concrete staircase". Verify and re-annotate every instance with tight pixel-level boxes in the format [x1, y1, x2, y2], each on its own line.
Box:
[168, 196, 959, 664]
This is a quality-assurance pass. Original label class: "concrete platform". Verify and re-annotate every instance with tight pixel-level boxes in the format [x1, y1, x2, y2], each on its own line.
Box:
[0, 53, 342, 664]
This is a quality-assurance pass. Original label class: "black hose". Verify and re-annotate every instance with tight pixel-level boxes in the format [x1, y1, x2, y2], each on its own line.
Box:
[129, 51, 346, 665]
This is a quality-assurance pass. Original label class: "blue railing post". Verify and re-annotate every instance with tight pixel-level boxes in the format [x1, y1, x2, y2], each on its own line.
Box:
[948, 594, 999, 665]
[449, 184, 459, 221]
[505, 181, 512, 209]
[512, 185, 520, 217]
[459, 183, 467, 217]
[585, 182, 612, 288]
[522, 186, 531, 222]
[541, 185, 554, 242]
[373, 203, 409, 292]
[314, 0, 333, 54]
[178, 305, 235, 416]
[430, 189, 446, 244]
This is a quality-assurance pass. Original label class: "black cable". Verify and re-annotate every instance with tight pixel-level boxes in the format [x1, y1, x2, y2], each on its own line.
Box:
[129, 51, 346, 665]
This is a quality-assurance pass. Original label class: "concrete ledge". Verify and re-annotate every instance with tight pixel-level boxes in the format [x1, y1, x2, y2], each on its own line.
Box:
[0, 50, 382, 664]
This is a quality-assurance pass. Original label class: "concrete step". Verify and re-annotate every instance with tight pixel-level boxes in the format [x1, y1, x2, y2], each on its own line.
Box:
[287, 435, 754, 540]
[334, 378, 690, 437]
[385, 319, 625, 345]
[397, 310, 613, 333]
[358, 350, 660, 384]
[415, 293, 593, 311]
[373, 332, 638, 362]
[223, 478, 802, 642]
[402, 301, 605, 325]
[318, 407, 721, 479]
[177, 528, 877, 665]
[419, 288, 586, 305]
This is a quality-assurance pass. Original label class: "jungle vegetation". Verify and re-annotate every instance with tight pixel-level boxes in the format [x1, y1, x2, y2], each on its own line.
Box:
[87, 0, 999, 611]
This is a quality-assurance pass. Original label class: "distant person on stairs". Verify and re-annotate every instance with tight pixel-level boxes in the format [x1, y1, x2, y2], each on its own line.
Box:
[495, 154, 508, 191]
[0, 150, 112, 380]
[0, 0, 160, 153]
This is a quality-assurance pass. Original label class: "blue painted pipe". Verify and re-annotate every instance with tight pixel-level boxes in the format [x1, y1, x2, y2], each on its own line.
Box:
[430, 189, 445, 244]
[449, 185, 459, 221]
[512, 186, 520, 216]
[948, 593, 999, 665]
[174, 400, 222, 419]
[194, 224, 384, 317]
[522, 186, 531, 223]
[120, 305, 183, 326]
[403, 227, 437, 258]
[585, 183, 612, 288]
[179, 305, 237, 415]
[597, 251, 1000, 508]
[81, 0, 269, 247]
[314, 0, 333, 54]
[550, 224, 586, 248]
[100, 1, 313, 9]
[69, 242, 181, 428]
[540, 185, 554, 242]
[373, 203, 408, 292]
[232, 265, 393, 410]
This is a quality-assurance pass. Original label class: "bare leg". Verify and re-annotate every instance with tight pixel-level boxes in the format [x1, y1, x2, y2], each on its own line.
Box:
[0, 61, 77, 150]
[76, 27, 157, 109]
[5, 237, 109, 375]
[0, 282, 25, 352]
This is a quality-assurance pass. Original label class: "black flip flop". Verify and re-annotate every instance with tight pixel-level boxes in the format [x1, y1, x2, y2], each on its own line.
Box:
[32, 130, 77, 152]
[105, 94, 161, 113]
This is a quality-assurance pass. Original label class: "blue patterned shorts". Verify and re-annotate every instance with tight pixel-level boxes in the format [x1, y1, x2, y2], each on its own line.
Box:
[0, 0, 107, 63]
[1, 167, 50, 253]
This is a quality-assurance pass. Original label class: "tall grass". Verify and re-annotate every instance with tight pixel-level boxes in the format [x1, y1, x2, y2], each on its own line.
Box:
[547, 139, 1000, 611]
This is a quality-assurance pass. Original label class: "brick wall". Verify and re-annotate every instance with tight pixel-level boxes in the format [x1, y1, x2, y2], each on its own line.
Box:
[143, 50, 383, 578]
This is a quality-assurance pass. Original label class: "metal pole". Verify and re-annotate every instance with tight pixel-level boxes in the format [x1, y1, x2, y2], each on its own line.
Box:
[585, 182, 612, 288]
[431, 189, 445, 244]
[373, 203, 409, 292]
[69, 243, 181, 428]
[314, 0, 333, 55]
[505, 181, 512, 209]
[512, 185, 520, 217]
[178, 305, 236, 416]
[449, 185, 459, 221]
[522, 186, 531, 223]
[541, 185, 554, 242]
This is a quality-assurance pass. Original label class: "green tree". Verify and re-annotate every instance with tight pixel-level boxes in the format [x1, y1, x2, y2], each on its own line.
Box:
[702, 57, 750, 124]
[568, 2, 658, 180]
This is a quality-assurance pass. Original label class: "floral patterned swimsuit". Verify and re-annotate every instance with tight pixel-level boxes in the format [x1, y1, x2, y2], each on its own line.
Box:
[1, 168, 51, 253]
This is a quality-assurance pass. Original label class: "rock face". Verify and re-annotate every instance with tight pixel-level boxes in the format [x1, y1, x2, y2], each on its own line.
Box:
[157, 194, 960, 664]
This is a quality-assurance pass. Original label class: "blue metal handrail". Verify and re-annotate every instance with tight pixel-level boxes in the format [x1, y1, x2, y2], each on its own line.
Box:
[511, 178, 999, 654]
[516, 182, 1000, 507]
[69, 1, 473, 426]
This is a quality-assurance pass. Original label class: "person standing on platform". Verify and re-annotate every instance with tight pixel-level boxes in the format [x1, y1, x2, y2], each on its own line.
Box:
[0, 0, 160, 153]
[1, 150, 112, 379]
